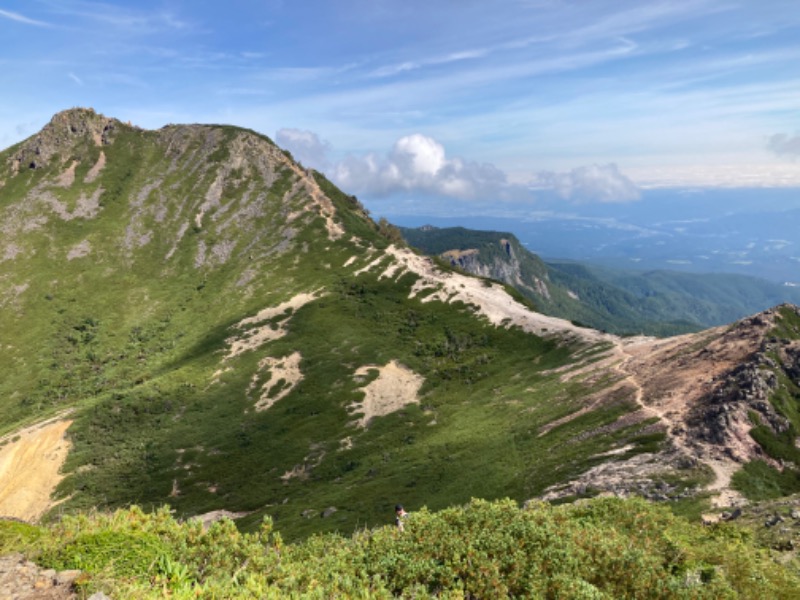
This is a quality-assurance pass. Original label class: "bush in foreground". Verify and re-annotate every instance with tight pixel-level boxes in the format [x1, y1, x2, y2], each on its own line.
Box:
[2, 497, 798, 598]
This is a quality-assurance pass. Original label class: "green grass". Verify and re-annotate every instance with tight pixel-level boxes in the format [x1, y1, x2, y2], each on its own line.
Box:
[6, 497, 800, 598]
[732, 460, 800, 500]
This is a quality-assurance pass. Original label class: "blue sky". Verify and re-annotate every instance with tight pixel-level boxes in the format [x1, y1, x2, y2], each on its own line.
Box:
[2, 0, 799, 206]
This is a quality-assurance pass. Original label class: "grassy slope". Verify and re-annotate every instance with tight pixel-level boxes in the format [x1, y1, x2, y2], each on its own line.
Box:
[0, 114, 661, 540]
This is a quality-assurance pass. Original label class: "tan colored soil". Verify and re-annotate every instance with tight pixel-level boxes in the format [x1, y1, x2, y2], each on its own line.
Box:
[224, 291, 321, 359]
[83, 150, 106, 183]
[54, 160, 78, 187]
[0, 418, 72, 522]
[254, 351, 303, 411]
[350, 360, 424, 427]
[374, 246, 613, 345]
[66, 239, 91, 261]
[540, 314, 778, 506]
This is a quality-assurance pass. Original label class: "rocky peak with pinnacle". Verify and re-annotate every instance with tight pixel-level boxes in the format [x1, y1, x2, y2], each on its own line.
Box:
[5, 107, 122, 175]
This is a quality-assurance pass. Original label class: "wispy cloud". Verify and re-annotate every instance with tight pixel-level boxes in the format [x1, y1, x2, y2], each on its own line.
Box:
[67, 72, 83, 85]
[39, 1, 193, 33]
[0, 9, 52, 28]
[370, 48, 488, 78]
[366, 1, 710, 81]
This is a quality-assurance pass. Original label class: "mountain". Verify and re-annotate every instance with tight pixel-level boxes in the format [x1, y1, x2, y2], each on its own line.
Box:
[401, 225, 800, 336]
[1, 109, 800, 542]
[386, 187, 800, 283]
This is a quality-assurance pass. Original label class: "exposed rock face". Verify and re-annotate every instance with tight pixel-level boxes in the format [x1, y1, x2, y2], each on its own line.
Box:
[6, 108, 119, 174]
[685, 307, 800, 456]
[692, 353, 782, 446]
[442, 239, 552, 300]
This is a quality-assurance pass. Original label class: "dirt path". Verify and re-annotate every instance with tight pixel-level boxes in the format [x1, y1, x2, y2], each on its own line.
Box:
[281, 159, 344, 240]
[612, 336, 747, 506]
[0, 417, 73, 521]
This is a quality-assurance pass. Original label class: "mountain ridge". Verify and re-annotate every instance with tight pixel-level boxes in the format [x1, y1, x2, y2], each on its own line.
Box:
[401, 225, 800, 336]
[1, 109, 799, 539]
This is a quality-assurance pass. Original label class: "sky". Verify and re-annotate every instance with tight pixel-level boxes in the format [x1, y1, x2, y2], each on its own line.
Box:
[1, 0, 800, 210]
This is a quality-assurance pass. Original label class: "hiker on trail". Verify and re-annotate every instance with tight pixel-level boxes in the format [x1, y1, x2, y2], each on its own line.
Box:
[395, 504, 408, 531]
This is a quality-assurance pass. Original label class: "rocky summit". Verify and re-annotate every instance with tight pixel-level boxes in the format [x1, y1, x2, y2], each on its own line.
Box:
[1, 109, 800, 539]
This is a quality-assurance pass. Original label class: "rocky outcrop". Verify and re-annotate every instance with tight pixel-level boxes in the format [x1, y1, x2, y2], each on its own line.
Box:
[6, 108, 120, 174]
[442, 239, 552, 300]
[687, 307, 800, 455]
[541, 305, 800, 506]
[691, 354, 782, 446]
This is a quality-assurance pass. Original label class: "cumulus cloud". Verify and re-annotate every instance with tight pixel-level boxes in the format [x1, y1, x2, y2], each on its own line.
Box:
[275, 128, 331, 170]
[531, 163, 640, 203]
[767, 133, 800, 157]
[332, 134, 519, 201]
[272, 129, 639, 204]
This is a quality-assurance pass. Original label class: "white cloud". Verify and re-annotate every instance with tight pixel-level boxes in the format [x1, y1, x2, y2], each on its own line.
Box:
[275, 128, 640, 203]
[275, 128, 330, 170]
[768, 133, 800, 157]
[331, 133, 521, 201]
[531, 164, 640, 203]
[272, 130, 640, 204]
[0, 9, 52, 27]
[369, 48, 487, 78]
[46, 3, 191, 32]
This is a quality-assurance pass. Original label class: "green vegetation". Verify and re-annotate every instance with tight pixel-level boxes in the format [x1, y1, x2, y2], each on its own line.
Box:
[732, 461, 800, 501]
[0, 111, 669, 540]
[4, 497, 799, 598]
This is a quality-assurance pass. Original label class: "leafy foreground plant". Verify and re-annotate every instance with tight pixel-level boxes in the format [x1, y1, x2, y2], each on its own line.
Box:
[3, 497, 798, 598]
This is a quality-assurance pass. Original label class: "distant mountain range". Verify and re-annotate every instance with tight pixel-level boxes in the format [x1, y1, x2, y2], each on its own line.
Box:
[387, 187, 800, 283]
[401, 225, 800, 336]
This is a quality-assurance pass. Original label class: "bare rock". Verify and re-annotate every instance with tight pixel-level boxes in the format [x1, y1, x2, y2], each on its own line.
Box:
[0, 553, 80, 599]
